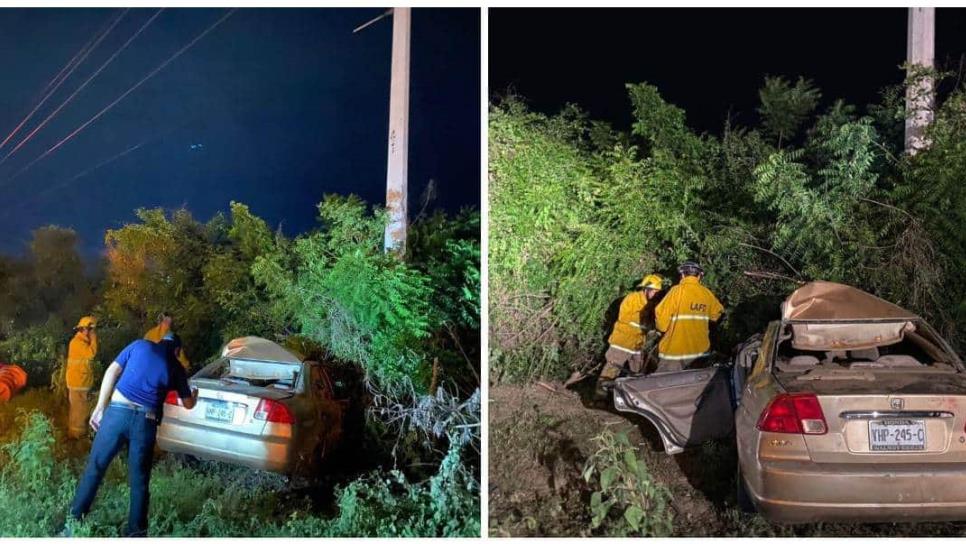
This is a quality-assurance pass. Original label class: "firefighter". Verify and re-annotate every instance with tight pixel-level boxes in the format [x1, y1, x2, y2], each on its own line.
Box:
[597, 274, 664, 393]
[143, 311, 190, 370]
[654, 261, 724, 372]
[66, 316, 98, 439]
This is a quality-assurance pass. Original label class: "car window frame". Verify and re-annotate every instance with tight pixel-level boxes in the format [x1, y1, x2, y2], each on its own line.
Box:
[750, 321, 780, 381]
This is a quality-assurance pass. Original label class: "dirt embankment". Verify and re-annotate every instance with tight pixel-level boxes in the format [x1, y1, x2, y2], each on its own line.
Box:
[488, 381, 966, 537]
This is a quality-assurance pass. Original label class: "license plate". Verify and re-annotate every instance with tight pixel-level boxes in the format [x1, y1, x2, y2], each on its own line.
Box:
[869, 419, 925, 451]
[205, 400, 233, 423]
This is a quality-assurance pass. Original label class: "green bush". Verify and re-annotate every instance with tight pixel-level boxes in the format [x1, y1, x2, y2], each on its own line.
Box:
[0, 192, 481, 536]
[0, 410, 479, 537]
[0, 411, 76, 536]
[490, 75, 966, 383]
[582, 428, 673, 536]
[255, 195, 441, 392]
[0, 320, 65, 388]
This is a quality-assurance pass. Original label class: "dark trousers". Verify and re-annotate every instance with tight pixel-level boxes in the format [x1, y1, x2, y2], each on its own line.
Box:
[69, 402, 159, 537]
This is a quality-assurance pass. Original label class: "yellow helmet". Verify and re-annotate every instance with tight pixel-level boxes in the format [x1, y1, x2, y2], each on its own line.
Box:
[75, 316, 97, 329]
[638, 274, 664, 291]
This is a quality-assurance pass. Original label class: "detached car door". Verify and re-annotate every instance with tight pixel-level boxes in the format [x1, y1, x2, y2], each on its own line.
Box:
[612, 366, 735, 454]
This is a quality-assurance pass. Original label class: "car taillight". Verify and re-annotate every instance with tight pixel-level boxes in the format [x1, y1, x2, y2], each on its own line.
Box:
[757, 393, 827, 435]
[254, 399, 295, 424]
[165, 391, 179, 405]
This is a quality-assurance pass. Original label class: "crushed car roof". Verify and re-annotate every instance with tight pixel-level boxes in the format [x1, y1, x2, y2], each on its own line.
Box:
[220, 336, 302, 364]
[782, 281, 918, 322]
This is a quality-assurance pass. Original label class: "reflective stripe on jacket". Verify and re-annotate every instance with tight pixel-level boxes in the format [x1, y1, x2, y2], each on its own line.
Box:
[608, 290, 649, 352]
[655, 276, 723, 359]
[65, 333, 98, 390]
[144, 325, 190, 370]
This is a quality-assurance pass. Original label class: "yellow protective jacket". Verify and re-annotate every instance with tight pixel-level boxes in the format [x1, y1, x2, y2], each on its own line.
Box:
[144, 325, 190, 370]
[655, 276, 724, 360]
[65, 333, 98, 390]
[608, 291, 650, 353]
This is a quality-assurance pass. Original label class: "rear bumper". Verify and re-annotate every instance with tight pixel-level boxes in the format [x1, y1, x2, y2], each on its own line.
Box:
[157, 419, 293, 473]
[746, 459, 966, 523]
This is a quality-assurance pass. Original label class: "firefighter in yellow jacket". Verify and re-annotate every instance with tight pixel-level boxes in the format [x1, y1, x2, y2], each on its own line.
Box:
[144, 312, 190, 370]
[66, 316, 98, 439]
[654, 261, 724, 372]
[598, 274, 664, 390]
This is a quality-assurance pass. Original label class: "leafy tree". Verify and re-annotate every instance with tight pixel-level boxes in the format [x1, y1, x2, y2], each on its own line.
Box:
[757, 76, 822, 148]
[491, 73, 965, 383]
[202, 202, 287, 341]
[100, 208, 218, 364]
[254, 195, 437, 391]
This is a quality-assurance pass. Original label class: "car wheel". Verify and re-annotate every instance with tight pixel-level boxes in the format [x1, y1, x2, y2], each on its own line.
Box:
[172, 452, 200, 468]
[736, 464, 756, 513]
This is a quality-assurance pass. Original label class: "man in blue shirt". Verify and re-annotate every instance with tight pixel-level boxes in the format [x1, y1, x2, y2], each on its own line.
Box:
[65, 333, 198, 537]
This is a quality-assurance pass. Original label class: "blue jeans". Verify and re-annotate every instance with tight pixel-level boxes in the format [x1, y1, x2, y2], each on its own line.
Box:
[69, 403, 159, 537]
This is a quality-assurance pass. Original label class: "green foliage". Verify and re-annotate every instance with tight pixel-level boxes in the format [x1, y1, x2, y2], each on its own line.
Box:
[491, 75, 965, 382]
[201, 202, 287, 341]
[0, 320, 63, 384]
[0, 191, 480, 536]
[0, 410, 479, 537]
[254, 195, 439, 391]
[582, 429, 673, 536]
[899, 84, 966, 343]
[100, 207, 220, 364]
[0, 411, 77, 536]
[0, 226, 95, 331]
[751, 119, 880, 282]
[757, 76, 821, 147]
[294, 440, 480, 537]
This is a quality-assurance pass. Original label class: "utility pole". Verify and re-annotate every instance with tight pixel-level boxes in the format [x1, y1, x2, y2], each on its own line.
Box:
[905, 7, 935, 154]
[354, 8, 411, 255]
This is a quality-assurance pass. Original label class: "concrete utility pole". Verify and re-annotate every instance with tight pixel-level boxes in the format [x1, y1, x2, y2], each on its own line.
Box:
[354, 7, 412, 255]
[905, 7, 935, 154]
[384, 7, 411, 254]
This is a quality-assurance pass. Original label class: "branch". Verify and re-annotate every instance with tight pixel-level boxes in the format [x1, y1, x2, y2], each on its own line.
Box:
[738, 242, 802, 278]
[858, 197, 916, 222]
[445, 323, 480, 386]
[743, 270, 806, 285]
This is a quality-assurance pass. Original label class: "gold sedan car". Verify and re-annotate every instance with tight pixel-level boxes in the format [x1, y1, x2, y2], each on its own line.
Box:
[613, 281, 966, 523]
[157, 336, 345, 475]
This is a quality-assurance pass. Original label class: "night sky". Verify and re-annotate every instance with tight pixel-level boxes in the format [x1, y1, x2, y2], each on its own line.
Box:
[490, 8, 966, 133]
[0, 8, 480, 257]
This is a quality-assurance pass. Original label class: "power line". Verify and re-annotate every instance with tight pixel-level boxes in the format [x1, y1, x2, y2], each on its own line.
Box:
[0, 9, 126, 153]
[4, 8, 236, 184]
[0, 8, 162, 167]
[31, 10, 119, 102]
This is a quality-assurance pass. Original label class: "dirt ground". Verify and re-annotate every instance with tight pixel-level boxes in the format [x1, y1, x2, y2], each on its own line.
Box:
[488, 381, 966, 537]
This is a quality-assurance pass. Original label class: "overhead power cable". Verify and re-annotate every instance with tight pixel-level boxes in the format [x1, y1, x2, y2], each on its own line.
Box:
[31, 10, 120, 103]
[0, 9, 126, 153]
[0, 8, 162, 167]
[5, 9, 237, 184]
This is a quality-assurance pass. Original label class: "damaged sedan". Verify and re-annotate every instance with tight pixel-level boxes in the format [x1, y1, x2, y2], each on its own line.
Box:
[613, 281, 966, 523]
[157, 336, 345, 476]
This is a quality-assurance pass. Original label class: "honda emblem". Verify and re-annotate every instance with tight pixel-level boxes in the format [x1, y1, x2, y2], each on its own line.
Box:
[891, 398, 904, 410]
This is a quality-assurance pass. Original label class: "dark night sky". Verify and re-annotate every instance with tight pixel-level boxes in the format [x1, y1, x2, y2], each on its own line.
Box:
[490, 8, 966, 133]
[0, 8, 480, 257]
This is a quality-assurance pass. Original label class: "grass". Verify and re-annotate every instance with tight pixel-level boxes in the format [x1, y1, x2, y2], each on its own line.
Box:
[0, 388, 480, 537]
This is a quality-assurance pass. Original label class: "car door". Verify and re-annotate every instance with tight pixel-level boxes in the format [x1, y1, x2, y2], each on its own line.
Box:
[612, 365, 735, 454]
